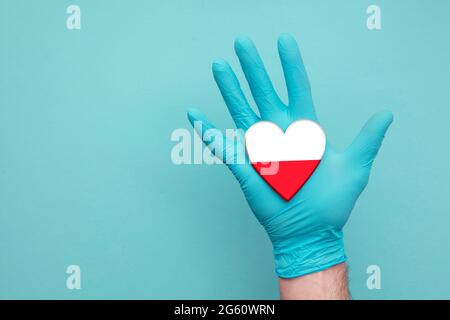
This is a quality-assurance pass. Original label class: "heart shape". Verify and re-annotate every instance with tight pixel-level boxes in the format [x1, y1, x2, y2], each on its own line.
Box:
[245, 120, 326, 201]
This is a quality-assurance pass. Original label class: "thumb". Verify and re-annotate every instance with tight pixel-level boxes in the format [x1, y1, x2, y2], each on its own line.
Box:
[346, 110, 394, 167]
[186, 108, 252, 183]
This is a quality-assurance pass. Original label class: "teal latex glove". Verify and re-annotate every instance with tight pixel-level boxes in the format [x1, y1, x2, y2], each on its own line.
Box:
[187, 34, 393, 278]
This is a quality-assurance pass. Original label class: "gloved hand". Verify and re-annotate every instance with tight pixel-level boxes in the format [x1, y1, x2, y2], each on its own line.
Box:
[187, 34, 393, 278]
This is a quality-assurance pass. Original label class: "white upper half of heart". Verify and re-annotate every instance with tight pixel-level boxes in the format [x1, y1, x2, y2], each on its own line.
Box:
[245, 120, 326, 162]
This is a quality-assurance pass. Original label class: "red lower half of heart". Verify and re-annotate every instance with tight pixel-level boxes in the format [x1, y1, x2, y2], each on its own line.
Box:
[251, 160, 321, 201]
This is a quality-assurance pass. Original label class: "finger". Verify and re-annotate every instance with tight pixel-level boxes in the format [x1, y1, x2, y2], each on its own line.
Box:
[277, 33, 316, 120]
[187, 109, 251, 180]
[346, 111, 394, 166]
[212, 59, 259, 130]
[234, 36, 285, 118]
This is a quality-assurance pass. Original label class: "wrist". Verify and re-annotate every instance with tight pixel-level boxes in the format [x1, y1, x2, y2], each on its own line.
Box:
[279, 262, 350, 300]
[272, 228, 346, 278]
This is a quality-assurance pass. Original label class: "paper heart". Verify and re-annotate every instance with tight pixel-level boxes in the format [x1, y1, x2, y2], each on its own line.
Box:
[245, 120, 326, 201]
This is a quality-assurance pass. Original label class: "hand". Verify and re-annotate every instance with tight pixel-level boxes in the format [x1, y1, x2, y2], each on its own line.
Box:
[187, 34, 393, 278]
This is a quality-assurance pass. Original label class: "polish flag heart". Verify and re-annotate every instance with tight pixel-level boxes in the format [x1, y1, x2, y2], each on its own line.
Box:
[245, 120, 326, 201]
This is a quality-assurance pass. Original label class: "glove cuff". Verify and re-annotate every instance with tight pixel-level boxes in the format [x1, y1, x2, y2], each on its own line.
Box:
[273, 230, 346, 278]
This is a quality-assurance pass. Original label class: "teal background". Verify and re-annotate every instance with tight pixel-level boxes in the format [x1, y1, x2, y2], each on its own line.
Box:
[0, 0, 449, 299]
